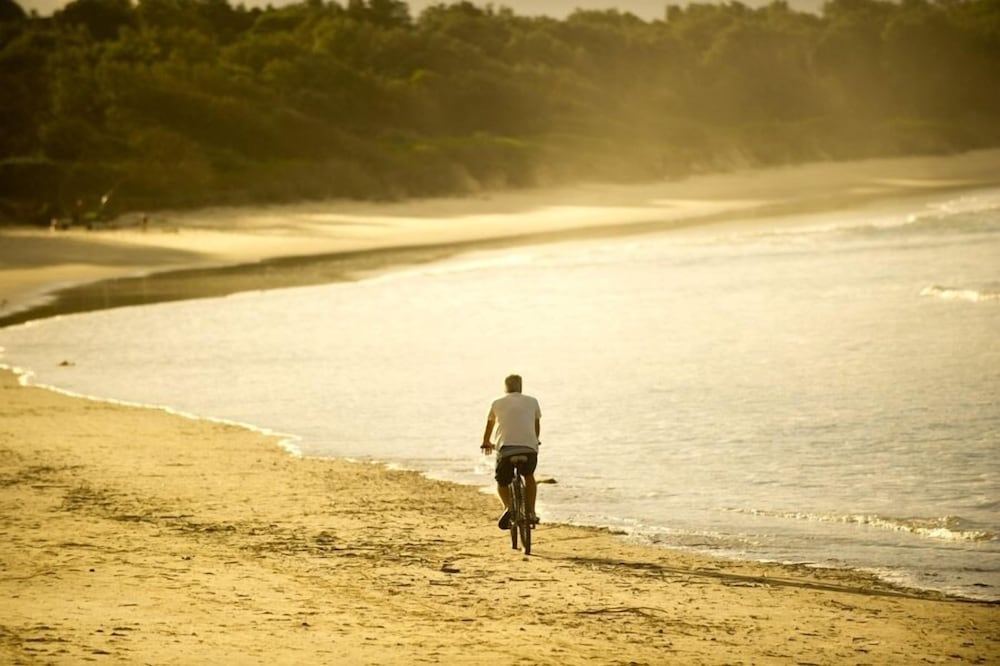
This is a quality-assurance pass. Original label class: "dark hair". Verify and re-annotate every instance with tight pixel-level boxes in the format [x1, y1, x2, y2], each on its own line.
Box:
[504, 374, 522, 393]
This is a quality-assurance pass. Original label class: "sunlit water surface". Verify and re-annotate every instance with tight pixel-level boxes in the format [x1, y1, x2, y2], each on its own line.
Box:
[3, 189, 999, 600]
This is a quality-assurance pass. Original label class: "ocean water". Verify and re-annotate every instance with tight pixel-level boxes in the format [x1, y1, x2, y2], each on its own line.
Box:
[2, 188, 999, 601]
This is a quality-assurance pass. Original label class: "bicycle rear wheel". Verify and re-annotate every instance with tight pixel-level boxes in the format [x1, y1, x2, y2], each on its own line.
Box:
[509, 477, 521, 551]
[514, 474, 531, 555]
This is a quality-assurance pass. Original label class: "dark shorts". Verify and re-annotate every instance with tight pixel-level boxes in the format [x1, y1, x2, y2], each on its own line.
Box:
[494, 450, 538, 485]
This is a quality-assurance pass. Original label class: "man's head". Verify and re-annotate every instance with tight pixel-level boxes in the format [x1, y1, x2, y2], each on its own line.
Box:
[504, 374, 522, 393]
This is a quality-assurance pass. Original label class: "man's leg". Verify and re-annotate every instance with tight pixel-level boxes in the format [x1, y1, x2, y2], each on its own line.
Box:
[524, 474, 537, 520]
[495, 483, 513, 529]
[497, 482, 512, 510]
[494, 452, 514, 530]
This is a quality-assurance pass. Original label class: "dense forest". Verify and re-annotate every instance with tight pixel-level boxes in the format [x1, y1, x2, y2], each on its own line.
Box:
[1, 0, 998, 225]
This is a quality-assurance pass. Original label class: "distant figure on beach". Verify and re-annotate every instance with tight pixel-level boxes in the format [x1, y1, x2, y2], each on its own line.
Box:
[481, 374, 542, 529]
[72, 198, 84, 228]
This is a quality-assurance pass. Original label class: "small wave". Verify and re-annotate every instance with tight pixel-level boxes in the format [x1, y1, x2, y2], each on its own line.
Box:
[835, 192, 1000, 238]
[724, 191, 1000, 247]
[920, 285, 1000, 303]
[923, 192, 1000, 218]
[733, 508, 997, 542]
[904, 192, 1000, 231]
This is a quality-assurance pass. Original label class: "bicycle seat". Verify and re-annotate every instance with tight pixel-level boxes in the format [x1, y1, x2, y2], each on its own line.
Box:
[508, 455, 530, 464]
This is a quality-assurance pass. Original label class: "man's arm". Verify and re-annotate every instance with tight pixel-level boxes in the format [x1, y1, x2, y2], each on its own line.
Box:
[481, 415, 496, 452]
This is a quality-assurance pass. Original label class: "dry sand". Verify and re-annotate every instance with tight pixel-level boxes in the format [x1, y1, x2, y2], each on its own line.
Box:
[2, 152, 1000, 664]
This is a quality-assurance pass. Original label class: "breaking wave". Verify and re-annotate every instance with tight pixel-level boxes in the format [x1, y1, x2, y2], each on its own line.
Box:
[920, 285, 1000, 302]
[733, 509, 997, 542]
[809, 190, 1000, 241]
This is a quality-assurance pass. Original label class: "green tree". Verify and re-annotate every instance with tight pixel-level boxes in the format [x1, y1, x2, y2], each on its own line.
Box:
[2, 0, 1000, 224]
[0, 0, 26, 22]
[55, 0, 136, 41]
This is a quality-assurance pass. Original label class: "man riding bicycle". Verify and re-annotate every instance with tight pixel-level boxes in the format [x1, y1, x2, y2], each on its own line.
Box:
[480, 374, 541, 529]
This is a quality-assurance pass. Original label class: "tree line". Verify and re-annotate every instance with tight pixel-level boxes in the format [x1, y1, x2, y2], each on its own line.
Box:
[1, 0, 998, 225]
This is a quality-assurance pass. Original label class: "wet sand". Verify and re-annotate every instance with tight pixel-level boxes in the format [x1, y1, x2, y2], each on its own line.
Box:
[2, 151, 1000, 663]
[4, 149, 1000, 326]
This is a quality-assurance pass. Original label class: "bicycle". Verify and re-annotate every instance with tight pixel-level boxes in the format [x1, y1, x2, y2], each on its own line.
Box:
[506, 454, 533, 555]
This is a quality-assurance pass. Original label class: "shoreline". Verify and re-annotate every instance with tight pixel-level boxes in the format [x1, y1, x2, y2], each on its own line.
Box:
[6, 354, 997, 607]
[2, 366, 997, 664]
[4, 149, 1000, 327]
[3, 152, 1000, 661]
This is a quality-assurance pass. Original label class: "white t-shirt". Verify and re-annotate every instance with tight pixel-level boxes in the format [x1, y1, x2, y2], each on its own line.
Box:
[488, 392, 541, 452]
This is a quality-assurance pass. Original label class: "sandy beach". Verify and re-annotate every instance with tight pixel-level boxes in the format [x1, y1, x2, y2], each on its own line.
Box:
[2, 369, 998, 664]
[2, 152, 1000, 664]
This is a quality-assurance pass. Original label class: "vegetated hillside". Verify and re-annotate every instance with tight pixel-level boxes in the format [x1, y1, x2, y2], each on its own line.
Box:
[1, 0, 998, 225]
